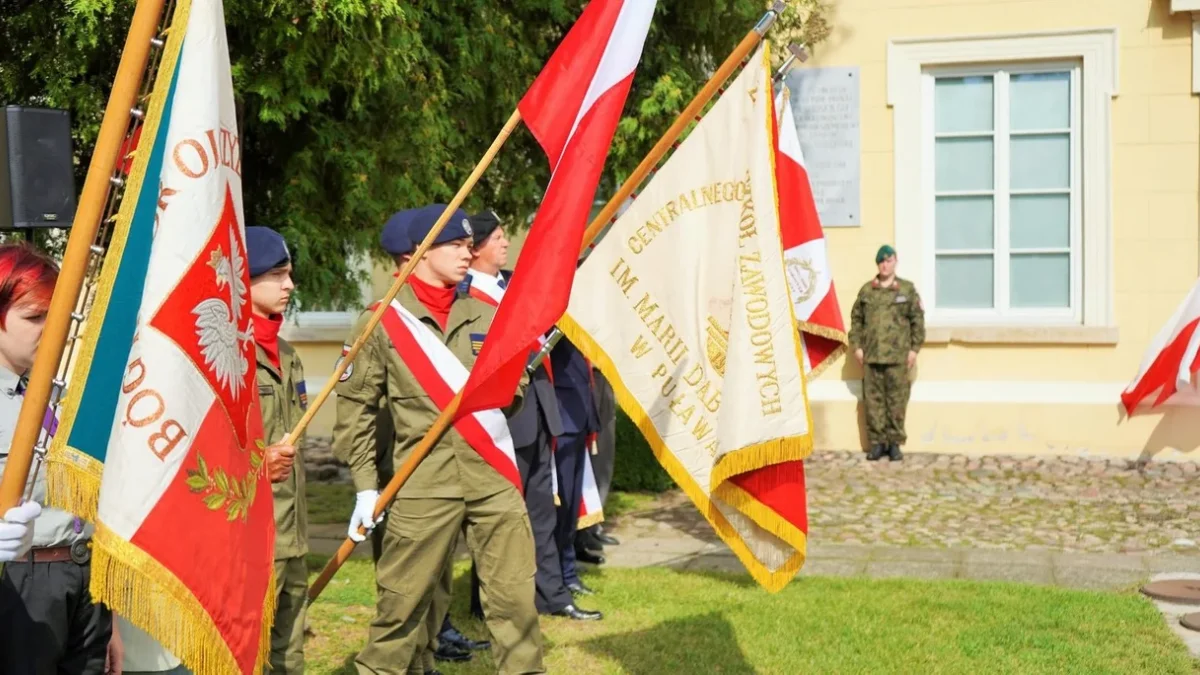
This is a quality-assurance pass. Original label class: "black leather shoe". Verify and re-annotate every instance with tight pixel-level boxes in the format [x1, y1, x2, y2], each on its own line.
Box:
[576, 549, 606, 565]
[425, 670, 442, 675]
[551, 604, 603, 621]
[566, 578, 595, 593]
[888, 443, 904, 462]
[594, 527, 620, 546]
[439, 626, 491, 651]
[866, 443, 886, 461]
[433, 641, 472, 663]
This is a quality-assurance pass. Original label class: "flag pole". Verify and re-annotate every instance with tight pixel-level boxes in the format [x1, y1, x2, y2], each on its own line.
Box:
[306, 1, 791, 603]
[0, 0, 168, 514]
[280, 109, 523, 448]
[577, 0, 788, 255]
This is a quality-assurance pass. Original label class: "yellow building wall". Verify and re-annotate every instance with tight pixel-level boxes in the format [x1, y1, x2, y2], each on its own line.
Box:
[290, 0, 1200, 461]
[806, 0, 1200, 460]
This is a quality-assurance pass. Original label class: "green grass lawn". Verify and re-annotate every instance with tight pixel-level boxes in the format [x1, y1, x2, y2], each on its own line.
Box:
[303, 557, 1198, 674]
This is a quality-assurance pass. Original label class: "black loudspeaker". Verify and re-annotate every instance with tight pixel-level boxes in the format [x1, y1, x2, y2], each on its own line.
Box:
[0, 106, 77, 230]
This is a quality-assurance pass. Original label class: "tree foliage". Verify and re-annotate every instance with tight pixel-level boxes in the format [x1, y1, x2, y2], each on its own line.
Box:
[0, 0, 830, 309]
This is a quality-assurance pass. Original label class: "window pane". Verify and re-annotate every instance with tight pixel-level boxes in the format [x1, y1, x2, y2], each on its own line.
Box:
[1011, 253, 1070, 308]
[1011, 194, 1069, 249]
[935, 76, 994, 133]
[935, 196, 993, 250]
[1011, 134, 1069, 190]
[936, 137, 994, 192]
[1011, 71, 1071, 131]
[936, 255, 994, 308]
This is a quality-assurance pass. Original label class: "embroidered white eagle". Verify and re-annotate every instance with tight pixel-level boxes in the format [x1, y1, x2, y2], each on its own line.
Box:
[192, 229, 253, 399]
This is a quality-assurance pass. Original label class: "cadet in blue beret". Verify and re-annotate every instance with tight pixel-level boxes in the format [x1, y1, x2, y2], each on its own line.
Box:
[332, 205, 543, 673]
[244, 226, 309, 674]
[380, 211, 415, 260]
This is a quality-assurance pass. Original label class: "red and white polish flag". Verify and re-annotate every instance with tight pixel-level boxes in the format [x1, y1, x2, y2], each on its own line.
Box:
[457, 0, 656, 417]
[1122, 278, 1200, 415]
[773, 89, 848, 377]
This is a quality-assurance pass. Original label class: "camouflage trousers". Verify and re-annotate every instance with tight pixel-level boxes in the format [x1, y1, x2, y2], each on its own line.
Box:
[863, 363, 911, 445]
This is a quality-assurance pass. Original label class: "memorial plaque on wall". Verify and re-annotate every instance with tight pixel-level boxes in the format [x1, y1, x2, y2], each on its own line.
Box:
[782, 66, 861, 227]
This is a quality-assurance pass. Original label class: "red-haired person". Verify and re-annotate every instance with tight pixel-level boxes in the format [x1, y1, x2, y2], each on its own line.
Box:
[0, 242, 122, 674]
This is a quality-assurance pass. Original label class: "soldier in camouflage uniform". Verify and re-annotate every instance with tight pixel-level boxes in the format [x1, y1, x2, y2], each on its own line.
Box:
[246, 226, 309, 673]
[849, 245, 925, 462]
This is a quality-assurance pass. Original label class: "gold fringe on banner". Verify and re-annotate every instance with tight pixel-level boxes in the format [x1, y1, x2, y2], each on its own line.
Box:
[557, 313, 807, 592]
[577, 509, 605, 531]
[44, 458, 103, 523]
[91, 525, 277, 675]
[796, 320, 848, 345]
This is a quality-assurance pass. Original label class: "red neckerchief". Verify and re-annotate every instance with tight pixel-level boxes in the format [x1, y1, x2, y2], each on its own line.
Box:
[252, 313, 284, 369]
[409, 275, 456, 330]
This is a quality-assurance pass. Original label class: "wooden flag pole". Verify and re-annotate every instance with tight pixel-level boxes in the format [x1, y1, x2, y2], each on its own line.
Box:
[281, 110, 522, 449]
[0, 0, 168, 514]
[306, 2, 791, 603]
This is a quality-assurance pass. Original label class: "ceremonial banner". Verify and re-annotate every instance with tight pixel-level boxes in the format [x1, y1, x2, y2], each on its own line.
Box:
[559, 45, 812, 591]
[48, 0, 275, 672]
[457, 0, 655, 416]
[1122, 275, 1200, 414]
[774, 88, 847, 377]
[578, 437, 605, 529]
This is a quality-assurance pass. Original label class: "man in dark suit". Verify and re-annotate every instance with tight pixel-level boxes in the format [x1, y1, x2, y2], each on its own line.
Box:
[550, 336, 604, 596]
[465, 211, 601, 622]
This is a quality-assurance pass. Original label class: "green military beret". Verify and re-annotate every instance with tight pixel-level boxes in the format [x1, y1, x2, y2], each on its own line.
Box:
[875, 244, 896, 264]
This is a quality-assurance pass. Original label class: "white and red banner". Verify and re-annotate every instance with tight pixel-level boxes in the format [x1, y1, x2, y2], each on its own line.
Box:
[559, 46, 811, 592]
[69, 1, 276, 672]
[378, 300, 523, 491]
[1122, 277, 1200, 414]
[578, 436, 605, 528]
[773, 89, 847, 377]
[457, 0, 656, 417]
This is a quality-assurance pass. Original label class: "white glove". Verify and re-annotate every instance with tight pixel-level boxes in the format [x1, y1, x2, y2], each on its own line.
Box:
[0, 501, 42, 562]
[348, 490, 381, 542]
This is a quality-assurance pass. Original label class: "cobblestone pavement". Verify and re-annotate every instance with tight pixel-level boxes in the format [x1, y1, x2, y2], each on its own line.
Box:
[304, 440, 1200, 556]
[803, 450, 1200, 555]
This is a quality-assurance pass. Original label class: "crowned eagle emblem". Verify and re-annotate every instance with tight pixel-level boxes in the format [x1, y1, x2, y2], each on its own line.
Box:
[192, 228, 253, 399]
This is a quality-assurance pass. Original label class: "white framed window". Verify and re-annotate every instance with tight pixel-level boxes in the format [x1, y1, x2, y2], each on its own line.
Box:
[888, 28, 1118, 332]
[925, 63, 1081, 323]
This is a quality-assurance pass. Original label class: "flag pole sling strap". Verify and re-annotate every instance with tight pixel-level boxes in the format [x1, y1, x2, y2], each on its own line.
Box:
[0, 0, 168, 514]
[306, 0, 791, 603]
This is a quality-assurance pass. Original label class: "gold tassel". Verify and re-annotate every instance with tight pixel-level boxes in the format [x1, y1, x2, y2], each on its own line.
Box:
[577, 510, 605, 530]
[708, 434, 814, 492]
[44, 454, 103, 523]
[91, 525, 278, 675]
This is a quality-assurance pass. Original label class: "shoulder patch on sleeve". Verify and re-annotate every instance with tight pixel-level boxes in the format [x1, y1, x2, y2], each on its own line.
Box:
[336, 344, 354, 382]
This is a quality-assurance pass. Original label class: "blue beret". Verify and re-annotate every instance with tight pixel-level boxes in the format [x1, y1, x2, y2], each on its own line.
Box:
[402, 204, 474, 248]
[245, 226, 291, 278]
[381, 211, 414, 256]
